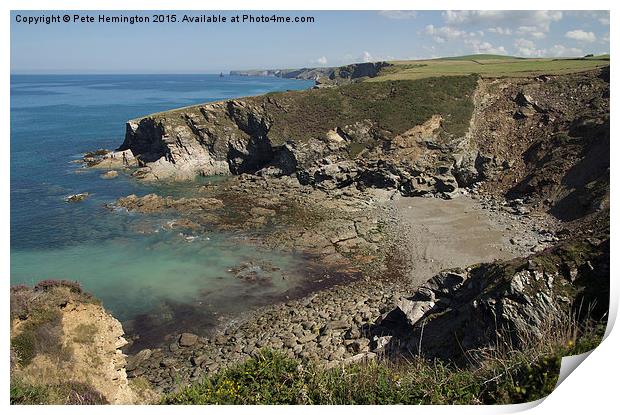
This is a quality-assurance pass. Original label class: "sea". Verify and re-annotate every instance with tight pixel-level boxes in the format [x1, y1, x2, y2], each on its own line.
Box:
[10, 74, 314, 344]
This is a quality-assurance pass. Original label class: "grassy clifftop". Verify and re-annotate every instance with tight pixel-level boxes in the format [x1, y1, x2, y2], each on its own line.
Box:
[141, 74, 478, 147]
[375, 55, 609, 81]
[255, 75, 478, 145]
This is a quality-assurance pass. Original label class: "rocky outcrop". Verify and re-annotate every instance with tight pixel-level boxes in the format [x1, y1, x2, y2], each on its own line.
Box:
[467, 68, 610, 219]
[91, 75, 479, 197]
[10, 281, 154, 404]
[369, 237, 609, 361]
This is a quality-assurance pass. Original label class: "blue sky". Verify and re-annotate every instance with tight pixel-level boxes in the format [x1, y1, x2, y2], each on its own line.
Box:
[11, 10, 610, 73]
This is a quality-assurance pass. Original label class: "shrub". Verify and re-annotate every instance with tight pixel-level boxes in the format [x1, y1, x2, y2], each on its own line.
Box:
[34, 279, 83, 294]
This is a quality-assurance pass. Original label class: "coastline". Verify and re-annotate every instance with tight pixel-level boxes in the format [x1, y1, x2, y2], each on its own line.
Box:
[11, 63, 610, 401]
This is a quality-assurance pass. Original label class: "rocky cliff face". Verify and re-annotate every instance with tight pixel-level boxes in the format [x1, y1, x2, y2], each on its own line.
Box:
[229, 61, 392, 85]
[92, 74, 479, 195]
[370, 236, 609, 361]
[10, 281, 153, 404]
[94, 69, 609, 207]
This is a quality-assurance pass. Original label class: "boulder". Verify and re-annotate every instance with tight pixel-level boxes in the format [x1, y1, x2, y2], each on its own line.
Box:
[101, 170, 119, 179]
[65, 193, 89, 203]
[178, 333, 199, 347]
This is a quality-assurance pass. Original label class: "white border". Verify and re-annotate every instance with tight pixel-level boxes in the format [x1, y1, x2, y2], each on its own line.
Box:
[3, 1, 617, 413]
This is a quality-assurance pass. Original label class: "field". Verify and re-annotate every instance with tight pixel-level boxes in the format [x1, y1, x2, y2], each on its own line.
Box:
[371, 55, 610, 81]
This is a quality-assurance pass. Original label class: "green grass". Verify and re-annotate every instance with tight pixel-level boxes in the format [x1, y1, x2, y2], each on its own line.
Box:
[441, 54, 525, 61]
[164, 322, 604, 405]
[10, 379, 108, 405]
[375, 56, 609, 81]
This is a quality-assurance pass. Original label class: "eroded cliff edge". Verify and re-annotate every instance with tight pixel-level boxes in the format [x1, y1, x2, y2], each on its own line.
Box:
[10, 281, 156, 404]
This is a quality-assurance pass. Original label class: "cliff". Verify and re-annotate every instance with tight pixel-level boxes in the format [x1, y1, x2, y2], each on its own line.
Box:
[93, 67, 609, 209]
[10, 281, 155, 404]
[93, 75, 479, 191]
[229, 61, 392, 85]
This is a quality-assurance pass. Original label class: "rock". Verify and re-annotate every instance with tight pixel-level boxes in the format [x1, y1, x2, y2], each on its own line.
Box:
[370, 238, 609, 361]
[346, 338, 370, 353]
[126, 349, 152, 372]
[160, 358, 177, 368]
[190, 354, 211, 367]
[283, 336, 298, 349]
[178, 333, 199, 347]
[214, 335, 228, 346]
[65, 193, 89, 203]
[371, 335, 393, 352]
[101, 170, 119, 179]
[344, 326, 361, 340]
[298, 333, 318, 344]
[320, 320, 349, 334]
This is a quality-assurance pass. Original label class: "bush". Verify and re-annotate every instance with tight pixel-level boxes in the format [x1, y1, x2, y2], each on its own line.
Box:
[34, 279, 83, 294]
[164, 350, 310, 404]
[11, 301, 67, 367]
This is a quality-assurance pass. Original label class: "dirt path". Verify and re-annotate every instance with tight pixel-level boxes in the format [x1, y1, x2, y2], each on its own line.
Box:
[390, 195, 528, 286]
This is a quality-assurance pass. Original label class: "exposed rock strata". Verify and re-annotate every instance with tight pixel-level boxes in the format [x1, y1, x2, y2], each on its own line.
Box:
[10, 282, 154, 404]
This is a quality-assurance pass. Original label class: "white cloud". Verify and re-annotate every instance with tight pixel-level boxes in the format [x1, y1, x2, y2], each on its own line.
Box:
[599, 16, 610, 25]
[378, 10, 417, 20]
[313, 56, 328, 66]
[565, 29, 597, 43]
[443, 10, 562, 31]
[548, 44, 583, 57]
[488, 27, 512, 35]
[514, 38, 545, 57]
[516, 26, 546, 39]
[601, 33, 610, 44]
[464, 39, 507, 55]
[423, 24, 481, 43]
[361, 51, 373, 63]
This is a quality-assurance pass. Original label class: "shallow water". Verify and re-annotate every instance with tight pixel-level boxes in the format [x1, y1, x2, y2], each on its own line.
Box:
[10, 74, 314, 330]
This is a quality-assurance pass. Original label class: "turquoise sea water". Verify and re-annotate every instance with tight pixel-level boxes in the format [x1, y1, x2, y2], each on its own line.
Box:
[10, 74, 314, 339]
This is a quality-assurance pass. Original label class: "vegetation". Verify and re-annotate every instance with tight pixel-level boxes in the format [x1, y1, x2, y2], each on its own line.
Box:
[252, 75, 478, 145]
[375, 55, 609, 81]
[149, 75, 477, 149]
[10, 281, 100, 368]
[11, 379, 108, 405]
[164, 321, 604, 405]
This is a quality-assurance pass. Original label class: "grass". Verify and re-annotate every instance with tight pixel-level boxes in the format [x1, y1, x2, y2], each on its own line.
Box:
[11, 307, 65, 367]
[164, 319, 604, 405]
[374, 56, 609, 81]
[10, 379, 108, 405]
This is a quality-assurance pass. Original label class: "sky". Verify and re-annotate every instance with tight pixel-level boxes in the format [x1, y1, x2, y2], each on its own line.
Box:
[10, 10, 610, 74]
